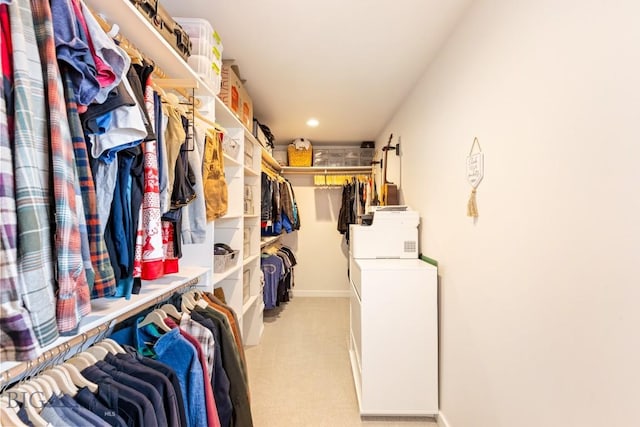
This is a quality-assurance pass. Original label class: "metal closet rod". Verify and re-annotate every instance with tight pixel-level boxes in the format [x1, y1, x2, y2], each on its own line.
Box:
[0, 276, 200, 389]
[261, 151, 282, 173]
[281, 166, 373, 175]
[261, 160, 281, 179]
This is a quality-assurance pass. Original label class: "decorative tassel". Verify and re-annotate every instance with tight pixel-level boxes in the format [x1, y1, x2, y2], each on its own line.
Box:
[467, 188, 478, 218]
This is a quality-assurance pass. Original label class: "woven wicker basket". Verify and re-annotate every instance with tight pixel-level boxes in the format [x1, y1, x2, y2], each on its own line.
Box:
[287, 144, 312, 167]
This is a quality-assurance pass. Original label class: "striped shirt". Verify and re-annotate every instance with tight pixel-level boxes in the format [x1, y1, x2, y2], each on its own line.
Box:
[9, 0, 59, 348]
[62, 69, 116, 298]
[0, 3, 40, 361]
[32, 0, 91, 334]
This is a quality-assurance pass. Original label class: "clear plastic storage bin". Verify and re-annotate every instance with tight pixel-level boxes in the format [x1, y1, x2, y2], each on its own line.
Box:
[174, 17, 223, 59]
[188, 55, 221, 94]
[175, 17, 223, 93]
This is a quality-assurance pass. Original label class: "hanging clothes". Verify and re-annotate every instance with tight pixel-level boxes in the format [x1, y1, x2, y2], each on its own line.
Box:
[36, 0, 94, 335]
[0, 0, 215, 362]
[133, 69, 165, 281]
[338, 178, 368, 242]
[192, 299, 252, 427]
[62, 68, 117, 298]
[281, 179, 301, 230]
[8, 0, 60, 348]
[111, 289, 253, 427]
[260, 245, 297, 309]
[0, 1, 43, 361]
[203, 128, 228, 220]
[181, 123, 208, 244]
[261, 172, 300, 236]
[165, 316, 221, 427]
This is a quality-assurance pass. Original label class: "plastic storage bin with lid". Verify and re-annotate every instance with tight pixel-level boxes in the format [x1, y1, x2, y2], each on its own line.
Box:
[174, 17, 223, 93]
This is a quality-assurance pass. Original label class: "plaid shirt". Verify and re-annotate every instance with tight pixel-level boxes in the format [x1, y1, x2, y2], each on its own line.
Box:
[7, 0, 59, 349]
[0, 4, 40, 361]
[31, 0, 91, 334]
[180, 312, 216, 379]
[62, 70, 116, 298]
[203, 292, 249, 384]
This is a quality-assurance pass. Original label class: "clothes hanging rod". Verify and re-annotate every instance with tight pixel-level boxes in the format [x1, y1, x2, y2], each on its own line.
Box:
[281, 166, 373, 175]
[262, 151, 282, 172]
[260, 236, 282, 249]
[261, 160, 280, 179]
[194, 110, 225, 133]
[0, 275, 200, 389]
[154, 78, 199, 89]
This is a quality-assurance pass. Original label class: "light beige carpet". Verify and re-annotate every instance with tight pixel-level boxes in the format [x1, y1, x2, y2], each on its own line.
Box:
[244, 297, 438, 427]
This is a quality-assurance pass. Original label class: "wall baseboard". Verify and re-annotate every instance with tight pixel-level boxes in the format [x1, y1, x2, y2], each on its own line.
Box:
[437, 411, 451, 427]
[292, 289, 350, 298]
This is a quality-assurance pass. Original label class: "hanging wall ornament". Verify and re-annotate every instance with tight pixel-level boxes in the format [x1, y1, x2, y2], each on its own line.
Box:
[466, 137, 484, 218]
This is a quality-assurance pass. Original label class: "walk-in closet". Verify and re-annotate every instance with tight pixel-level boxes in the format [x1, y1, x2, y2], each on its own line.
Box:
[1, 1, 639, 427]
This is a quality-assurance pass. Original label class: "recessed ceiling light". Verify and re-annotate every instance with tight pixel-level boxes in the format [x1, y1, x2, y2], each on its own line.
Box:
[306, 118, 319, 127]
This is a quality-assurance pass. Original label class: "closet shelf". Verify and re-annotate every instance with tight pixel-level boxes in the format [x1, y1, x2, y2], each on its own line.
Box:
[281, 166, 373, 175]
[212, 97, 280, 174]
[242, 294, 261, 316]
[244, 166, 259, 177]
[213, 263, 242, 284]
[214, 96, 244, 130]
[224, 154, 242, 168]
[216, 213, 243, 222]
[243, 254, 260, 267]
[213, 97, 263, 149]
[262, 150, 282, 173]
[0, 266, 209, 387]
[260, 235, 282, 248]
[84, 0, 216, 97]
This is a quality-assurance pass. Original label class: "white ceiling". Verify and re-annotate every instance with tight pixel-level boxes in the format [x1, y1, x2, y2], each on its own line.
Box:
[163, 0, 472, 145]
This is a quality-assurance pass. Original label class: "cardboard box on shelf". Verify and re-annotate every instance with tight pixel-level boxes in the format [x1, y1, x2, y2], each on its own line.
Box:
[240, 85, 253, 130]
[221, 62, 253, 129]
[220, 62, 243, 118]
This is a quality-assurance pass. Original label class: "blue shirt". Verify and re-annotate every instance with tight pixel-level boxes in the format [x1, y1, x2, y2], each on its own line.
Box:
[261, 255, 284, 309]
[139, 326, 208, 427]
[59, 394, 111, 427]
[75, 386, 127, 427]
[50, 0, 100, 105]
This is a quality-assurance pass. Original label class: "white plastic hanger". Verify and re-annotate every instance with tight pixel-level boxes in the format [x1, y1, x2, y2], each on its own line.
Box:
[95, 338, 126, 354]
[101, 338, 127, 354]
[94, 340, 117, 354]
[138, 310, 171, 333]
[85, 345, 109, 361]
[0, 395, 28, 427]
[58, 364, 98, 393]
[181, 291, 198, 312]
[11, 382, 38, 397]
[11, 383, 49, 427]
[35, 375, 61, 398]
[27, 378, 52, 402]
[65, 352, 97, 372]
[160, 303, 182, 321]
[44, 367, 78, 396]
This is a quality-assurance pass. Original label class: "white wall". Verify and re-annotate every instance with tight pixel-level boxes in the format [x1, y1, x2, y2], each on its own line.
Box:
[378, 1, 640, 426]
[280, 175, 350, 296]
